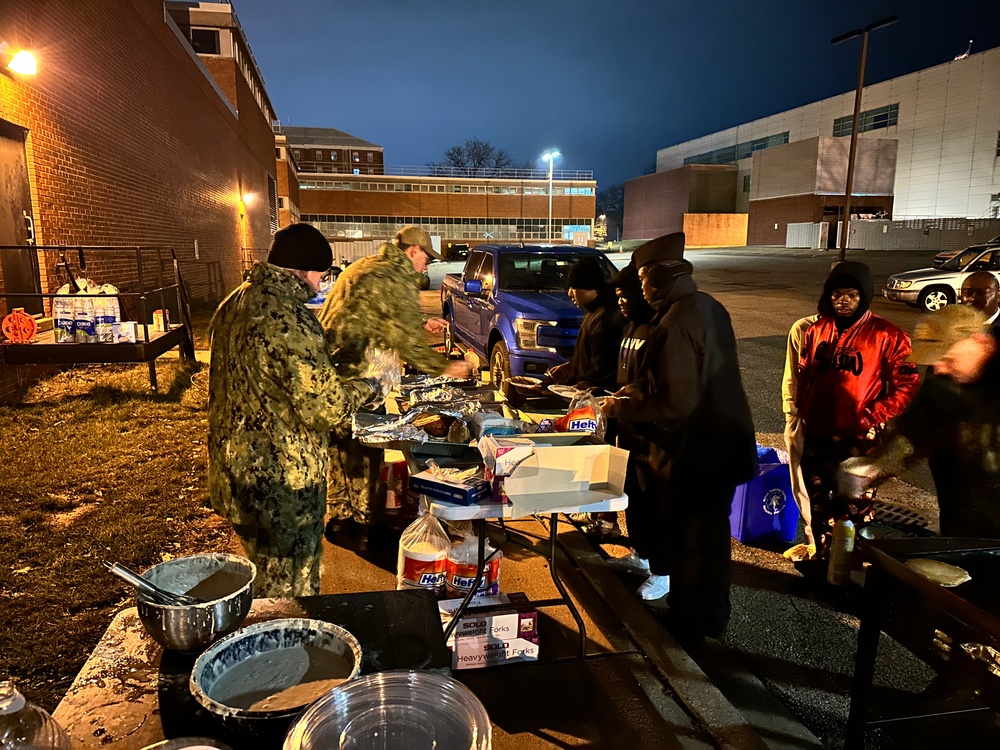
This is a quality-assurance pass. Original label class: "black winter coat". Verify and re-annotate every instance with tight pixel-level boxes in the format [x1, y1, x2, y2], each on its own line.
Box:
[554, 293, 626, 392]
[618, 274, 757, 487]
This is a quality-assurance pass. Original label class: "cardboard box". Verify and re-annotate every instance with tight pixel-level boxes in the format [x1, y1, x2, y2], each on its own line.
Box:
[409, 470, 491, 506]
[482, 433, 628, 516]
[439, 593, 540, 670]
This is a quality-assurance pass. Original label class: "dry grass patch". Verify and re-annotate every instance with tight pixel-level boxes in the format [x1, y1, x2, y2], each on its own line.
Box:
[0, 357, 235, 711]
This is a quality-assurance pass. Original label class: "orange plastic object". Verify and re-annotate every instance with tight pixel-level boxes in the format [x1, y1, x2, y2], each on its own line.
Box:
[2, 308, 38, 343]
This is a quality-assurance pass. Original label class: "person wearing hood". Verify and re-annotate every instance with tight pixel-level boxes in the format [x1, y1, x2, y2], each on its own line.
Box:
[603, 233, 757, 639]
[795, 261, 919, 556]
[208, 223, 385, 597]
[547, 256, 625, 392]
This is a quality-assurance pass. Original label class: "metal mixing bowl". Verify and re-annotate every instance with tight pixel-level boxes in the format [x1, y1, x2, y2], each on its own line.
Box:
[136, 553, 256, 652]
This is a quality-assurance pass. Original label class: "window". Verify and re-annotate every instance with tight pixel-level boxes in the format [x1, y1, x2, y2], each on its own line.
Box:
[275, 148, 281, 159]
[314, 150, 322, 160]
[190, 28, 221, 55]
[996, 132, 1000, 157]
[292, 149, 301, 160]
[331, 151, 338, 160]
[353, 152, 360, 162]
[267, 175, 278, 234]
[353, 168, 360, 175]
[367, 152, 373, 162]
[743, 175, 751, 193]
[684, 132, 789, 165]
[833, 103, 899, 137]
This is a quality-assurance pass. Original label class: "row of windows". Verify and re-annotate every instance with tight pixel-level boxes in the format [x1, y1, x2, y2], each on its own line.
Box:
[301, 215, 593, 226]
[833, 103, 899, 137]
[306, 221, 591, 242]
[292, 149, 376, 163]
[683, 132, 789, 166]
[996, 131, 1000, 158]
[297, 181, 594, 196]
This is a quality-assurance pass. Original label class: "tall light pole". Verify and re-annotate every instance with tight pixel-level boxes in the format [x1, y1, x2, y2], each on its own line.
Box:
[831, 15, 898, 262]
[542, 150, 560, 243]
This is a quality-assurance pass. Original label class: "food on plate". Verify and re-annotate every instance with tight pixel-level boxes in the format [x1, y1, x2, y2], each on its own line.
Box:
[413, 412, 453, 438]
[410, 386, 461, 403]
[904, 558, 972, 587]
[507, 376, 542, 387]
[447, 419, 470, 444]
[548, 384, 584, 400]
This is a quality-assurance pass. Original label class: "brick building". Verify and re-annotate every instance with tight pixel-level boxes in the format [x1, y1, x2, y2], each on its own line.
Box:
[0, 0, 278, 399]
[280, 125, 385, 176]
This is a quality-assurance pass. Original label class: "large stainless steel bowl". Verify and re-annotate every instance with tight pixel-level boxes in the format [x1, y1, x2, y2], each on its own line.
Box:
[136, 553, 256, 652]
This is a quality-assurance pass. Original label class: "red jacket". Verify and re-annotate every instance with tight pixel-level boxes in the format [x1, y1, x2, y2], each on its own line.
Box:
[796, 311, 919, 438]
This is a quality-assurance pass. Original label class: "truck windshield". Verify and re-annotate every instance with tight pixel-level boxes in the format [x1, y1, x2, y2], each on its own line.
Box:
[497, 253, 616, 290]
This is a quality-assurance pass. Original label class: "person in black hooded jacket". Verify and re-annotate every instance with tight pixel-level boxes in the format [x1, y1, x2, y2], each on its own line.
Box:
[604, 233, 757, 639]
[548, 257, 625, 392]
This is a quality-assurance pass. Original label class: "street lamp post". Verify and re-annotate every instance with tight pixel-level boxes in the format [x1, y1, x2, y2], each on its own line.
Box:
[542, 150, 560, 243]
[831, 15, 898, 262]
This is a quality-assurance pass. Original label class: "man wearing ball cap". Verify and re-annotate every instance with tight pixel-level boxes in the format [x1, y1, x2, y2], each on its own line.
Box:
[208, 223, 385, 597]
[603, 231, 756, 639]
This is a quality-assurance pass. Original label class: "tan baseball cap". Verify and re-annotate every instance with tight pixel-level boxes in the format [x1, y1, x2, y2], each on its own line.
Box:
[910, 305, 985, 364]
[394, 225, 442, 260]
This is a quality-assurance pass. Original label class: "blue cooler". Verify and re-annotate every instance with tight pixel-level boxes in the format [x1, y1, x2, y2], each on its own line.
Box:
[729, 449, 798, 544]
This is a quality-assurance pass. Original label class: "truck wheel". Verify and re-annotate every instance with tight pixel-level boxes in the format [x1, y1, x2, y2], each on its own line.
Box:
[918, 286, 952, 313]
[489, 341, 511, 388]
[443, 315, 455, 357]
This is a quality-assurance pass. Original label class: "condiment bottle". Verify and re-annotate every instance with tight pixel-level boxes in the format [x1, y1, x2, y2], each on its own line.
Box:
[827, 516, 856, 586]
[0, 680, 72, 749]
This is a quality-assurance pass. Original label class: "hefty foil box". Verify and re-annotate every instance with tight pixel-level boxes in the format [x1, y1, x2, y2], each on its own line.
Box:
[408, 470, 492, 506]
[439, 593, 540, 670]
[479, 434, 628, 516]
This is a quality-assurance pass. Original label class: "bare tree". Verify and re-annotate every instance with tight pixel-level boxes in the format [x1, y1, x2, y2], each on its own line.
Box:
[596, 183, 624, 225]
[436, 138, 517, 177]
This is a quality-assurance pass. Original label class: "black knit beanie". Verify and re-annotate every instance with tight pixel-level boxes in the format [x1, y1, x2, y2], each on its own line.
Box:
[567, 257, 606, 290]
[267, 223, 332, 272]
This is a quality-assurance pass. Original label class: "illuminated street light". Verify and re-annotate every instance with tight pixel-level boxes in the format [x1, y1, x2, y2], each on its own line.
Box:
[831, 15, 898, 262]
[0, 43, 36, 76]
[542, 150, 561, 243]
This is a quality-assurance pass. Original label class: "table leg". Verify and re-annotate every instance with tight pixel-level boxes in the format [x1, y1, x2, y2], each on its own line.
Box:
[548, 513, 587, 658]
[442, 518, 488, 642]
[148, 361, 158, 392]
[846, 568, 883, 749]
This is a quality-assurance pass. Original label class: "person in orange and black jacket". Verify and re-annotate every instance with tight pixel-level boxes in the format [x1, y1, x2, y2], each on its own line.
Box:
[796, 261, 919, 556]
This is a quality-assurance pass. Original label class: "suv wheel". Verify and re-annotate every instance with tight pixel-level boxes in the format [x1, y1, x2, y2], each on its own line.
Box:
[490, 341, 511, 388]
[919, 286, 952, 313]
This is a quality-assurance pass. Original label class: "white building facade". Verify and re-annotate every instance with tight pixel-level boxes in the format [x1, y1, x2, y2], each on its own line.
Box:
[656, 46, 1000, 220]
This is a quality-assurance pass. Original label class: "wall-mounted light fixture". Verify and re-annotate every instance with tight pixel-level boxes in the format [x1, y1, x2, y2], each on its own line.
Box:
[0, 42, 37, 76]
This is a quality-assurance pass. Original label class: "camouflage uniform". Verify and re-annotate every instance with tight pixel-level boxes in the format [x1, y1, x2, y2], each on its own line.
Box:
[208, 262, 372, 597]
[317, 242, 447, 525]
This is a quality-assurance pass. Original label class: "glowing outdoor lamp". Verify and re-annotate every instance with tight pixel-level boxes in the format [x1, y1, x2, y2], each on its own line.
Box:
[541, 150, 561, 242]
[1, 43, 37, 75]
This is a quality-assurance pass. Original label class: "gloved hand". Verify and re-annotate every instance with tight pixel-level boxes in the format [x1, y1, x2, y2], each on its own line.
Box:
[362, 347, 402, 400]
[836, 456, 880, 499]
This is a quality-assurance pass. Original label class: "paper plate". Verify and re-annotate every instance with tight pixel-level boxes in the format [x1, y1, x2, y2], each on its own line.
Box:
[548, 384, 584, 400]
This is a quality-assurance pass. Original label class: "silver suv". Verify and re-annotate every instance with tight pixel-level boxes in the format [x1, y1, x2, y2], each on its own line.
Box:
[883, 246, 1000, 312]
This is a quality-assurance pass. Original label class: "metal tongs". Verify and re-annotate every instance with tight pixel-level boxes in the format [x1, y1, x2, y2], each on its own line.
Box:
[104, 560, 203, 606]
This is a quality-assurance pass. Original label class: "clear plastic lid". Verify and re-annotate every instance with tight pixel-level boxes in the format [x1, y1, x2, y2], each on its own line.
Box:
[283, 670, 491, 750]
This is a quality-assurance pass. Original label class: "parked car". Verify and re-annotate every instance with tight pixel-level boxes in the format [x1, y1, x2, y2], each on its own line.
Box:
[440, 244, 617, 384]
[884, 245, 1000, 312]
[933, 234, 1000, 267]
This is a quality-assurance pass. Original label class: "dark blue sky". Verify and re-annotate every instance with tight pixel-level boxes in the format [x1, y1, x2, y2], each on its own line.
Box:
[234, 0, 1000, 188]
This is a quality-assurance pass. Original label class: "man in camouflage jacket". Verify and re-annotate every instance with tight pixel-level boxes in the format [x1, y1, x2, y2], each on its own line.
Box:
[209, 224, 376, 597]
[318, 225, 470, 543]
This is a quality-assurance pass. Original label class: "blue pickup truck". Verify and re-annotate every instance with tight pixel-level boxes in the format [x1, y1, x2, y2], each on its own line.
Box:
[440, 244, 618, 384]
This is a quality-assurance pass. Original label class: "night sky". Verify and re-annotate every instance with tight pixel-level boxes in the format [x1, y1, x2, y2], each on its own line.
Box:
[233, 0, 1000, 188]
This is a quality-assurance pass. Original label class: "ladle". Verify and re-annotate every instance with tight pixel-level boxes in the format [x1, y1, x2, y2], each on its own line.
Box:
[104, 560, 203, 606]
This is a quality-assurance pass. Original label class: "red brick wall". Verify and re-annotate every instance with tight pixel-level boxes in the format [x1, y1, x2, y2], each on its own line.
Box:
[747, 195, 894, 246]
[0, 0, 277, 400]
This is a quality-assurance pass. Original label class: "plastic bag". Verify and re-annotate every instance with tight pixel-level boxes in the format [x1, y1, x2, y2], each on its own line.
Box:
[554, 392, 606, 439]
[73, 278, 97, 343]
[396, 513, 450, 593]
[53, 284, 76, 343]
[361, 347, 402, 409]
[445, 533, 502, 599]
[94, 284, 121, 343]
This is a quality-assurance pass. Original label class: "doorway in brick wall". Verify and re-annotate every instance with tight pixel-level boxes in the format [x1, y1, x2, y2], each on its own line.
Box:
[0, 119, 42, 316]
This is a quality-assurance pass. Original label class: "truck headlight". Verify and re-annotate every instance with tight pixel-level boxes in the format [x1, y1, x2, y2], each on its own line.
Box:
[513, 319, 557, 351]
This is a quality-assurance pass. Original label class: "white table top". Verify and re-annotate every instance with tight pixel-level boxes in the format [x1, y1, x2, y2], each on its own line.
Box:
[428, 493, 628, 521]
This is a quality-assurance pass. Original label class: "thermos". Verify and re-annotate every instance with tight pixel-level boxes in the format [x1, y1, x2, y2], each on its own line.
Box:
[827, 516, 856, 586]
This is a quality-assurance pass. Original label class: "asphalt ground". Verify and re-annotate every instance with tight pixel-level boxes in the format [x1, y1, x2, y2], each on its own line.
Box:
[424, 246, 958, 747]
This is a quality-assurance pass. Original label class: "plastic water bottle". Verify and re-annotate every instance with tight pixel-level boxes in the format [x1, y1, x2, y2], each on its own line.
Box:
[826, 516, 856, 586]
[0, 680, 72, 750]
